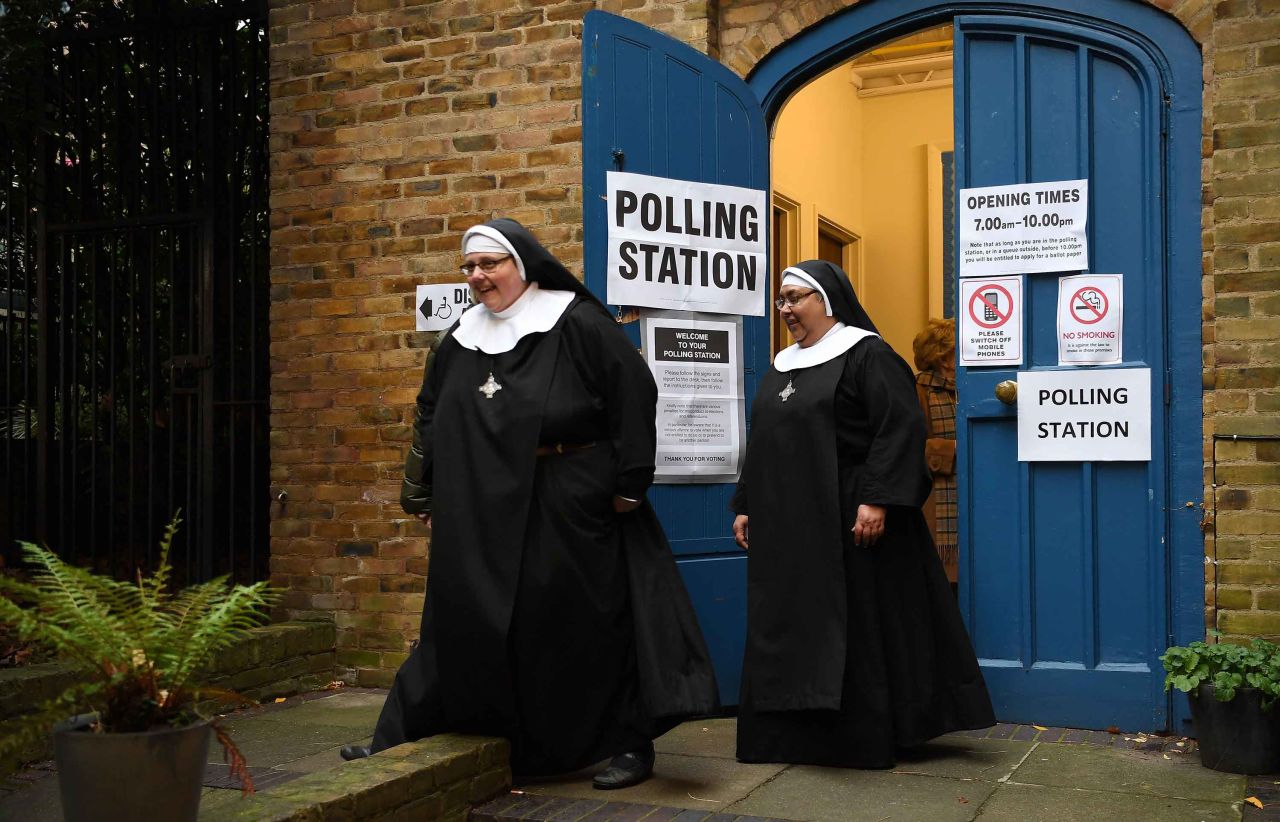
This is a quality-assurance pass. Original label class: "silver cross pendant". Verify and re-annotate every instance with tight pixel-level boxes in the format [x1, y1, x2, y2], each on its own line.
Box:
[478, 371, 503, 399]
[778, 380, 796, 402]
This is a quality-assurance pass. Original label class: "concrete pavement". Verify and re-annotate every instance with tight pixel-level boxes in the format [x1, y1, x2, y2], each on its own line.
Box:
[0, 688, 1273, 821]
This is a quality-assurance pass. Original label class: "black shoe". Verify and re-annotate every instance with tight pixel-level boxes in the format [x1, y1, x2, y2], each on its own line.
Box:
[340, 744, 371, 761]
[592, 742, 655, 790]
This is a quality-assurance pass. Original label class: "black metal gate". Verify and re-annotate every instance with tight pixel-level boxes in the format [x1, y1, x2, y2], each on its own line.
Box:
[1, 1, 270, 583]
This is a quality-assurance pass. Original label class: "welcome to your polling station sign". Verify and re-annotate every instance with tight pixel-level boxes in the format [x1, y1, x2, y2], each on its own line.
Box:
[606, 171, 768, 317]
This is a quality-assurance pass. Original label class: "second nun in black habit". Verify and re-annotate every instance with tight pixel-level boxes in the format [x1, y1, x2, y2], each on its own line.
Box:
[731, 260, 995, 768]
[343, 219, 719, 789]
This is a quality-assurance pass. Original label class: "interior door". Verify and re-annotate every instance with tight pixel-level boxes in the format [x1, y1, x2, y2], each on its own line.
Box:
[954, 15, 1172, 731]
[582, 11, 770, 705]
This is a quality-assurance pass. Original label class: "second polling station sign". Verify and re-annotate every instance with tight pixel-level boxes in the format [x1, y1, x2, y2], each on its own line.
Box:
[607, 171, 767, 316]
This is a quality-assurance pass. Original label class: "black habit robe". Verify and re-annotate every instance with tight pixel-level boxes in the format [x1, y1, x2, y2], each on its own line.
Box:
[733, 260, 994, 768]
[371, 220, 718, 776]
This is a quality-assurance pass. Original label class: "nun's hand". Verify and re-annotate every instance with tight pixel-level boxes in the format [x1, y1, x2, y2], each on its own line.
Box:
[733, 515, 749, 551]
[417, 512, 431, 529]
[613, 495, 641, 513]
[852, 504, 885, 547]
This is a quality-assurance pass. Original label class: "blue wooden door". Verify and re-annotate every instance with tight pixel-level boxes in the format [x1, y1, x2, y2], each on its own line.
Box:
[582, 11, 770, 706]
[955, 16, 1175, 731]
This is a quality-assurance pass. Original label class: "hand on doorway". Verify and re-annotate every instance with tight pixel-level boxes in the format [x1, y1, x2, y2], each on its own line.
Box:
[851, 504, 885, 547]
[733, 514, 749, 550]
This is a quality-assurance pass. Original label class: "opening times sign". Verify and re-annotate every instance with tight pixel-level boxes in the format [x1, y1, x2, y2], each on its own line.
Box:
[958, 179, 1089, 277]
[607, 171, 768, 317]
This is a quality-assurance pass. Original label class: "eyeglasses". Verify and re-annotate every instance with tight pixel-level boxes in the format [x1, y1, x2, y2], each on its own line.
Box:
[460, 255, 511, 275]
[774, 290, 818, 310]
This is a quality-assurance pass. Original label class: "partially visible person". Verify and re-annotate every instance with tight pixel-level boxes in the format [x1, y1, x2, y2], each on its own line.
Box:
[913, 318, 958, 587]
[731, 261, 994, 769]
[342, 218, 719, 790]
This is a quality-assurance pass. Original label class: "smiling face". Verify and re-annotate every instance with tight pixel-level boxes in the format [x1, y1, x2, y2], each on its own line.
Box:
[779, 285, 837, 348]
[465, 252, 528, 313]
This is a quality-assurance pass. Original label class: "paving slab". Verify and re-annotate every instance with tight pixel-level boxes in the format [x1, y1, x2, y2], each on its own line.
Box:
[890, 737, 1034, 782]
[520, 753, 787, 812]
[199, 786, 251, 816]
[278, 735, 373, 774]
[725, 766, 994, 822]
[973, 782, 1240, 822]
[246, 691, 385, 730]
[654, 718, 738, 760]
[1009, 741, 1247, 803]
[0, 772, 60, 820]
[213, 716, 361, 769]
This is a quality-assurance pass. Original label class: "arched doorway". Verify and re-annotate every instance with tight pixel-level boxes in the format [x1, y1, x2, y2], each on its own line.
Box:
[583, 0, 1203, 732]
[755, 0, 1203, 734]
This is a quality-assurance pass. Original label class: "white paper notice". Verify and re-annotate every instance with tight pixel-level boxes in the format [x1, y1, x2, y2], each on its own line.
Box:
[958, 277, 1023, 367]
[1057, 273, 1123, 366]
[640, 311, 746, 483]
[607, 171, 767, 317]
[958, 179, 1089, 277]
[1017, 368, 1151, 462]
[415, 283, 473, 332]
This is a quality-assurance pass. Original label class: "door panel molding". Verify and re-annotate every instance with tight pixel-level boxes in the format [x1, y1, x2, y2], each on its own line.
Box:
[583, 11, 771, 705]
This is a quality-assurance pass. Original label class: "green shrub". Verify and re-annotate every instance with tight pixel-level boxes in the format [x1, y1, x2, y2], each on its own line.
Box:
[0, 513, 276, 790]
[1161, 637, 1280, 708]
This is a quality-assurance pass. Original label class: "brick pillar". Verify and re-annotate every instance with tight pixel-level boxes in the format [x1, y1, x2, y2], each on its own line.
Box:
[1203, 0, 1280, 641]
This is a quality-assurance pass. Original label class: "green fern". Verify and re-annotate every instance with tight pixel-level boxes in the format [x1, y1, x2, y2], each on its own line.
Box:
[0, 512, 278, 789]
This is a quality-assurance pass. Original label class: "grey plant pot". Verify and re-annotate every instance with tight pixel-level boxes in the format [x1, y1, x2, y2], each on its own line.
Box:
[54, 720, 211, 822]
[1189, 685, 1280, 775]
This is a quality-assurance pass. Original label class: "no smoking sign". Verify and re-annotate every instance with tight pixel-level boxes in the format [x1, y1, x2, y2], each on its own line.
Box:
[959, 277, 1022, 367]
[1057, 273, 1122, 365]
[1069, 286, 1109, 325]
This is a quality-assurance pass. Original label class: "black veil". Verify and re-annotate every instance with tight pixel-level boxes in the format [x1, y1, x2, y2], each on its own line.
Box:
[479, 218, 605, 309]
[791, 259, 880, 335]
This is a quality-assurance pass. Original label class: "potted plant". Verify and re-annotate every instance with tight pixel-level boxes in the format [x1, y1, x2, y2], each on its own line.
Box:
[0, 514, 276, 821]
[1162, 636, 1280, 774]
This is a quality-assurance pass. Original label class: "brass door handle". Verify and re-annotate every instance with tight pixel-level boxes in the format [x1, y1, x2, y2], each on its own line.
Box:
[995, 380, 1018, 405]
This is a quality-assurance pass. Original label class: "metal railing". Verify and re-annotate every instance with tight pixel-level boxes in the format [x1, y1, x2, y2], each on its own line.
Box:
[1, 0, 270, 584]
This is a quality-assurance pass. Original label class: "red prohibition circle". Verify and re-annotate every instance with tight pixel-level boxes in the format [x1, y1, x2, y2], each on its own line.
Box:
[1069, 286, 1109, 325]
[967, 283, 1014, 329]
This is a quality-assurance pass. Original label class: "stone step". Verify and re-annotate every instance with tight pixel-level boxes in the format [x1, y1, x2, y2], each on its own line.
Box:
[472, 792, 792, 822]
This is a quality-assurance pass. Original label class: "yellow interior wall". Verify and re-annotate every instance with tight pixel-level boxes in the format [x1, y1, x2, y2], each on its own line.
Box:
[859, 87, 953, 359]
[771, 67, 952, 362]
[770, 62, 864, 264]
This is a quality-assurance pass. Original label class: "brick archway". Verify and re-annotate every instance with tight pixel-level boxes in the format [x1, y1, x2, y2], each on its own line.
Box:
[718, 0, 1208, 78]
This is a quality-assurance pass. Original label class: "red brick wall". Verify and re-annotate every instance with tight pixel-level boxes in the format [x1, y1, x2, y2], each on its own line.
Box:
[269, 0, 1280, 686]
[267, 0, 713, 685]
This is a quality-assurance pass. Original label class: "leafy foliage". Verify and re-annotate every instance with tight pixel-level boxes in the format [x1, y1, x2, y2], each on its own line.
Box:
[1161, 638, 1280, 708]
[0, 512, 276, 790]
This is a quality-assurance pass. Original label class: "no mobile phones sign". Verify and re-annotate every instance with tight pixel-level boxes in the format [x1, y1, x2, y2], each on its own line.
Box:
[959, 276, 1022, 367]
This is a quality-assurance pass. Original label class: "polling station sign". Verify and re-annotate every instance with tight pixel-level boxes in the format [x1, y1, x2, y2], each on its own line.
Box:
[1017, 368, 1151, 462]
[607, 171, 767, 316]
[641, 310, 746, 483]
[958, 179, 1089, 277]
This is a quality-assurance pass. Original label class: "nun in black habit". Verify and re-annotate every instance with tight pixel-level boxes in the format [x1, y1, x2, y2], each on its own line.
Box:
[343, 219, 719, 788]
[731, 260, 994, 768]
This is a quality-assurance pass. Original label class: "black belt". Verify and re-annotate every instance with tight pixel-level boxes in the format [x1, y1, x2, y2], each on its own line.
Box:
[535, 441, 597, 457]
